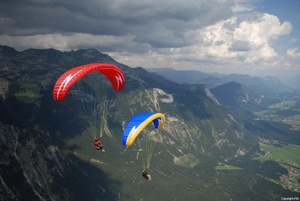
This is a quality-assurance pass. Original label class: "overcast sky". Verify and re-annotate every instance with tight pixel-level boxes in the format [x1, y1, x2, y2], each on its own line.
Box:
[0, 0, 299, 79]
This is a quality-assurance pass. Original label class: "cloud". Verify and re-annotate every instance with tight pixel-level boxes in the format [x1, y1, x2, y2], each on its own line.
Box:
[107, 12, 294, 73]
[231, 0, 254, 13]
[0, 33, 152, 53]
[287, 48, 300, 58]
[0, 0, 234, 49]
[174, 13, 292, 66]
[291, 38, 298, 43]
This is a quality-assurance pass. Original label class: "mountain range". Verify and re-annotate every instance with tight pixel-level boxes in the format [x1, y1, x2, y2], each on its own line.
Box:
[0, 45, 299, 201]
[147, 67, 297, 92]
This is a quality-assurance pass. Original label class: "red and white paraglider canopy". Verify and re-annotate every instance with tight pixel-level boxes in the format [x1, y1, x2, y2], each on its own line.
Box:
[53, 63, 125, 101]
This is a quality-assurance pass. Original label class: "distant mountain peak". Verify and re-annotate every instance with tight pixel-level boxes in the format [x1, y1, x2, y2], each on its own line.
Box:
[211, 81, 264, 108]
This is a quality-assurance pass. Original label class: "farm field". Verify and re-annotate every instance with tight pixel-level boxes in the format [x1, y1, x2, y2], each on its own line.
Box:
[255, 141, 300, 167]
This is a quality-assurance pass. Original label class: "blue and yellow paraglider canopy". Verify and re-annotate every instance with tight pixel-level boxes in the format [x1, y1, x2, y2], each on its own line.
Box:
[122, 112, 165, 147]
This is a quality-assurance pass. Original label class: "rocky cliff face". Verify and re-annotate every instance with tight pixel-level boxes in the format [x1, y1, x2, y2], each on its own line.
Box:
[0, 122, 67, 200]
[0, 122, 120, 201]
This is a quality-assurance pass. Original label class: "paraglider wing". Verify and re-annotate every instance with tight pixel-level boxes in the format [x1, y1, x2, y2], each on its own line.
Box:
[122, 112, 165, 147]
[53, 63, 125, 101]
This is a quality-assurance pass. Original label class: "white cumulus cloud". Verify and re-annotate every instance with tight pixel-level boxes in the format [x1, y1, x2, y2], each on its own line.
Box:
[176, 13, 292, 66]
